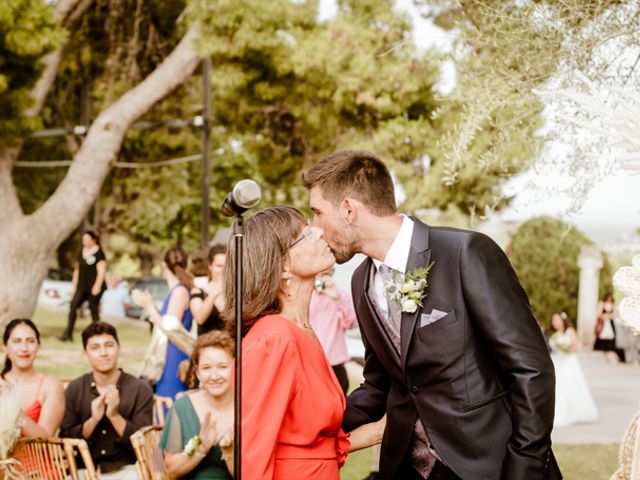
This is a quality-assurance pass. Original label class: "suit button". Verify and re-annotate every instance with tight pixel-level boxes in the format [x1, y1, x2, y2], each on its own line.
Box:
[410, 386, 419, 394]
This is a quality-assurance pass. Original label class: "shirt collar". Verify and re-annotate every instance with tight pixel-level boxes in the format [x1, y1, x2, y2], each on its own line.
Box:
[371, 215, 414, 274]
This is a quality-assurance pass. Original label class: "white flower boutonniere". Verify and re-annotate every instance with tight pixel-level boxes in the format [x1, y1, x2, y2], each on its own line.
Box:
[385, 262, 435, 314]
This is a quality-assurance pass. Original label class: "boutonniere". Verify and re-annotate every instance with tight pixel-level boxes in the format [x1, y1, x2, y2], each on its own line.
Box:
[385, 262, 435, 313]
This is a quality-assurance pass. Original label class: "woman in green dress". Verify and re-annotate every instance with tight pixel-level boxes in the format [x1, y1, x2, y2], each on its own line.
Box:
[160, 331, 233, 479]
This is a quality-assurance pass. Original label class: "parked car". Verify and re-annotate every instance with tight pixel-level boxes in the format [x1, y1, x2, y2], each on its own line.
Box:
[38, 268, 73, 308]
[124, 277, 168, 320]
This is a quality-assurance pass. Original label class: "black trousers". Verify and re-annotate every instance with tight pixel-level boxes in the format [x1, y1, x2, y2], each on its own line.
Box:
[65, 289, 102, 335]
[332, 363, 349, 396]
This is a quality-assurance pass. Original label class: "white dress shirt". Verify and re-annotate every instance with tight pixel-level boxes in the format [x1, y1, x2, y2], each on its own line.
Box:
[371, 215, 415, 315]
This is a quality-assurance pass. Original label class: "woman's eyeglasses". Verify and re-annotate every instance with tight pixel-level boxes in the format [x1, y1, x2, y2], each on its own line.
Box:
[289, 221, 322, 249]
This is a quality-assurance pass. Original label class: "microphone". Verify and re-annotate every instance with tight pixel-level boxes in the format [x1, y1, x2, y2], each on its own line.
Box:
[221, 179, 262, 217]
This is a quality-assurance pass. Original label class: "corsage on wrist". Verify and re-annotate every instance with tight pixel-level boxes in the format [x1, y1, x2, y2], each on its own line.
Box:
[183, 435, 201, 456]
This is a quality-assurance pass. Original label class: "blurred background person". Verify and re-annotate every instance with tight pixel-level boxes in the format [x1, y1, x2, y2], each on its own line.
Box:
[190, 244, 227, 336]
[594, 292, 622, 363]
[59, 229, 107, 342]
[160, 330, 234, 480]
[134, 247, 193, 399]
[1, 319, 65, 438]
[309, 266, 357, 396]
[100, 272, 129, 319]
[548, 312, 597, 427]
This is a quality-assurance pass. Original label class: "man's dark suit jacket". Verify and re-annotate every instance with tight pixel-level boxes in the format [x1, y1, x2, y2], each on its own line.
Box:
[343, 220, 562, 480]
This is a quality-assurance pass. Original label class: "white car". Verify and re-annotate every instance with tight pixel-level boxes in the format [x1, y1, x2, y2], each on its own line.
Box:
[38, 269, 73, 308]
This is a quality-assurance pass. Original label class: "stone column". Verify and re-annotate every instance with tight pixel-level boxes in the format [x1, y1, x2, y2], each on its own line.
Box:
[577, 246, 604, 349]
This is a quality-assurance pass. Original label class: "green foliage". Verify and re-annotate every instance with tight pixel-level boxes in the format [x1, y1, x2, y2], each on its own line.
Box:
[11, 0, 550, 270]
[510, 216, 612, 330]
[0, 0, 65, 146]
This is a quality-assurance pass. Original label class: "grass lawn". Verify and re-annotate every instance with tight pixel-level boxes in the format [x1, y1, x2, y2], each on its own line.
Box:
[31, 306, 151, 379]
[341, 444, 619, 480]
[29, 307, 620, 479]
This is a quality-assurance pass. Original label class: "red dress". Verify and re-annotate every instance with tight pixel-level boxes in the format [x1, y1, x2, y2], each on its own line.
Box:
[240, 314, 350, 480]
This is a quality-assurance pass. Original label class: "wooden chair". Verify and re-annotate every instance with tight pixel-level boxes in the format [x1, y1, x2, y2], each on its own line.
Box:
[131, 425, 169, 480]
[12, 437, 97, 480]
[153, 395, 173, 426]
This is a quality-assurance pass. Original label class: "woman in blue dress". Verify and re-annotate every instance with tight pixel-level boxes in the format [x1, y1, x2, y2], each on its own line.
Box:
[135, 246, 193, 399]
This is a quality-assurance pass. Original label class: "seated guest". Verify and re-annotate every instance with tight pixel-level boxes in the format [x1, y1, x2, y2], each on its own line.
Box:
[1, 318, 64, 437]
[160, 331, 233, 480]
[100, 273, 129, 319]
[60, 322, 153, 479]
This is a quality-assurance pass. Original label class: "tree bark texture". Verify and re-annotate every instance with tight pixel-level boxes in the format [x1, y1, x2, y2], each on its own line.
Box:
[0, 25, 202, 326]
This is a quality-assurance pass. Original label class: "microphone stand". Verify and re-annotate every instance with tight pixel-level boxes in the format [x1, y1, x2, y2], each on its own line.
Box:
[233, 214, 243, 480]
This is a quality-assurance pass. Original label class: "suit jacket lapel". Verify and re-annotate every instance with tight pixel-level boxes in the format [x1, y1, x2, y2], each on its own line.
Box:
[353, 258, 400, 363]
[400, 219, 431, 373]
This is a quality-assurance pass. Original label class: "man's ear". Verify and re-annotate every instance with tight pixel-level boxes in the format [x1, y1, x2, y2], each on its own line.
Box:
[342, 197, 360, 224]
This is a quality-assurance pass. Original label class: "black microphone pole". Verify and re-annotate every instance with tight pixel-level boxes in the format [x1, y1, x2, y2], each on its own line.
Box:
[221, 179, 260, 480]
[233, 213, 243, 480]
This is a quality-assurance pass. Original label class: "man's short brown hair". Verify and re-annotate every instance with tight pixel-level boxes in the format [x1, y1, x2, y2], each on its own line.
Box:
[301, 150, 396, 216]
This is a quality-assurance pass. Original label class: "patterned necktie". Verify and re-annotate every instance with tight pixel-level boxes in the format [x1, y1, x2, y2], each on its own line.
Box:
[378, 263, 401, 332]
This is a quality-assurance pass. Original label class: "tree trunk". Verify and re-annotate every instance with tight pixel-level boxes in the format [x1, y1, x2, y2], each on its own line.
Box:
[0, 25, 202, 326]
[0, 219, 52, 324]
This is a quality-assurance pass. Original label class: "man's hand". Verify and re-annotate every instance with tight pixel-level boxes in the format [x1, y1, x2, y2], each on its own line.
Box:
[91, 393, 107, 422]
[320, 276, 340, 300]
[104, 385, 120, 418]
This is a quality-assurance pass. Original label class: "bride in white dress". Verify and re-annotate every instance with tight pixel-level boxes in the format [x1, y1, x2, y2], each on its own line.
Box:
[548, 312, 598, 427]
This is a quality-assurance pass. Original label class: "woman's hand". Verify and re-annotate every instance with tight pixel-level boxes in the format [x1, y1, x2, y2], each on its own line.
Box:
[91, 284, 101, 296]
[131, 288, 154, 310]
[199, 412, 219, 452]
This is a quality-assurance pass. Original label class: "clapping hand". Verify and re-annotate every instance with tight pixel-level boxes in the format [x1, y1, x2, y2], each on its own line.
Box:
[91, 393, 107, 422]
[199, 412, 219, 452]
[131, 288, 153, 310]
[104, 385, 120, 418]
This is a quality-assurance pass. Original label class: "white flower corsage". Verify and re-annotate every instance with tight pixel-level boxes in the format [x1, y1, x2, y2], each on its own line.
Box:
[385, 263, 434, 314]
[183, 435, 201, 456]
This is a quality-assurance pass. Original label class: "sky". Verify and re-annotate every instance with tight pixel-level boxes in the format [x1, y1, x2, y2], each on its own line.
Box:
[319, 0, 640, 241]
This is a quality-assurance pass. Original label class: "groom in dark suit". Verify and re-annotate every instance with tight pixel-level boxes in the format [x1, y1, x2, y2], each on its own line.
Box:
[302, 151, 561, 480]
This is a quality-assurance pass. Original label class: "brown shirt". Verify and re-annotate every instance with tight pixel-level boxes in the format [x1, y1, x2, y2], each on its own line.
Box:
[60, 370, 153, 473]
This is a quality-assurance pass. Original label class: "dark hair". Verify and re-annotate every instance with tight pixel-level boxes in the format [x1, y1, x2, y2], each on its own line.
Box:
[165, 246, 193, 290]
[551, 311, 574, 333]
[222, 206, 305, 338]
[301, 150, 397, 216]
[2, 319, 40, 378]
[190, 246, 210, 277]
[81, 321, 119, 349]
[83, 229, 100, 246]
[187, 330, 235, 389]
[208, 243, 227, 264]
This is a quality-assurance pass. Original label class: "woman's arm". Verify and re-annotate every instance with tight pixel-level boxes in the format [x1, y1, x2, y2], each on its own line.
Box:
[348, 416, 386, 452]
[20, 376, 65, 438]
[568, 328, 579, 353]
[164, 410, 220, 478]
[92, 260, 107, 295]
[190, 290, 217, 326]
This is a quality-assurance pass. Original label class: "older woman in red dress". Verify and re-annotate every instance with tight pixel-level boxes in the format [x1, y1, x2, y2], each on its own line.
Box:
[222, 206, 382, 479]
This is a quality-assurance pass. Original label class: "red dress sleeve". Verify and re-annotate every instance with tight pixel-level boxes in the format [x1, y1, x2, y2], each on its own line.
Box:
[241, 332, 300, 480]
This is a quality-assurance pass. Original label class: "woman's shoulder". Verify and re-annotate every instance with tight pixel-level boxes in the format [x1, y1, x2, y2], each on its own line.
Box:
[246, 314, 297, 338]
[41, 374, 64, 395]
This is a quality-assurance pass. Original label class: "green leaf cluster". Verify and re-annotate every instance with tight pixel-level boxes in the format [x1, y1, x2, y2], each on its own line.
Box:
[0, 0, 65, 146]
[510, 216, 612, 330]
